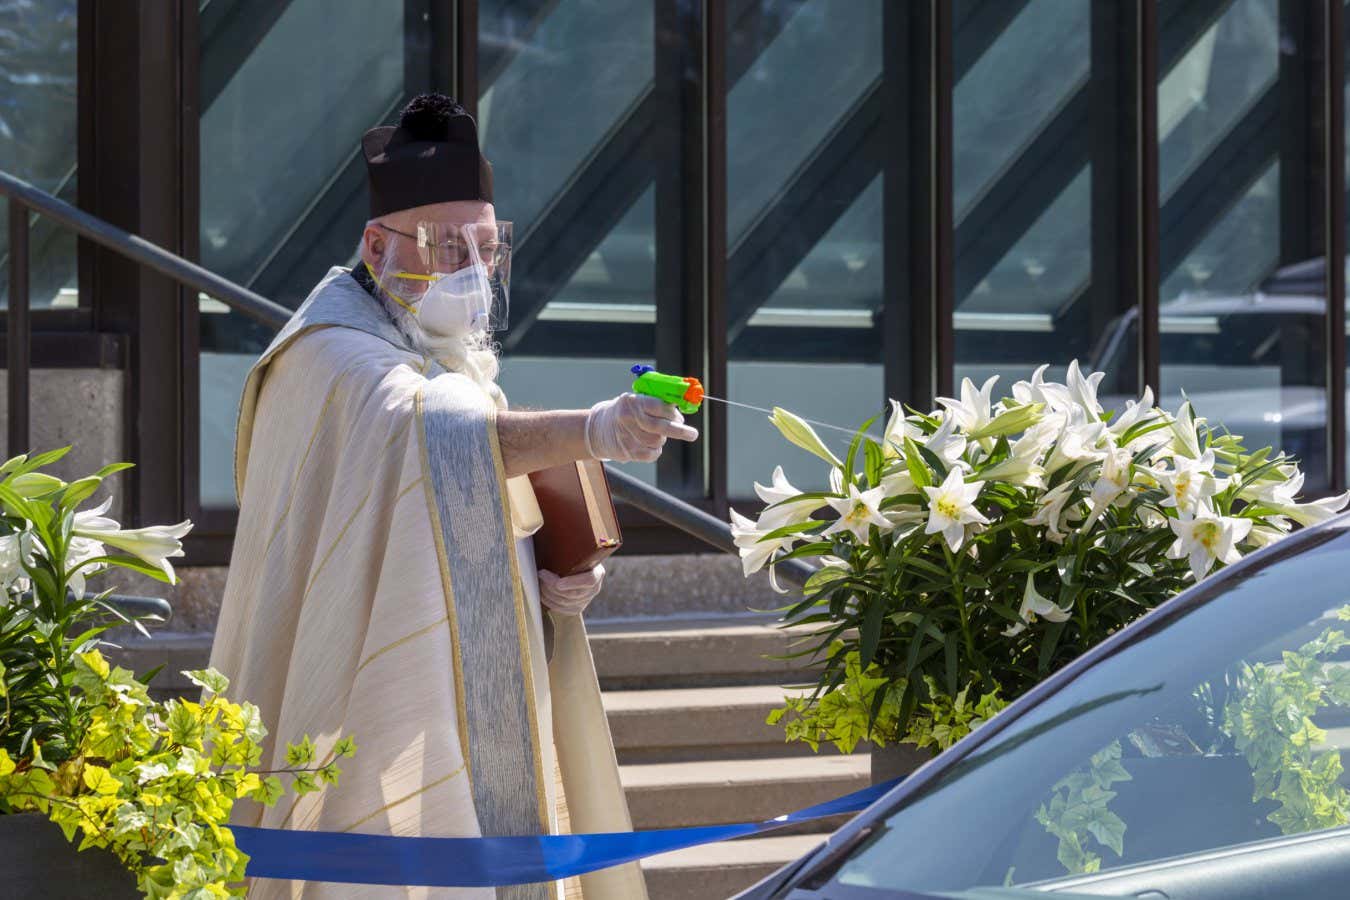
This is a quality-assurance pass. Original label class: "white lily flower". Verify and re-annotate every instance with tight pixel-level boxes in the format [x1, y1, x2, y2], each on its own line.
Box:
[65, 535, 107, 600]
[1167, 510, 1252, 580]
[730, 507, 797, 578]
[1003, 573, 1071, 636]
[882, 408, 968, 471]
[1013, 418, 1061, 458]
[1244, 523, 1290, 549]
[1107, 387, 1162, 452]
[1044, 422, 1108, 476]
[1025, 482, 1078, 543]
[1065, 360, 1106, 422]
[923, 413, 969, 467]
[0, 531, 32, 601]
[1169, 400, 1205, 459]
[882, 400, 909, 461]
[978, 431, 1048, 488]
[753, 466, 823, 526]
[937, 375, 998, 435]
[879, 467, 916, 498]
[824, 482, 894, 542]
[922, 469, 989, 551]
[1156, 450, 1225, 515]
[72, 498, 193, 584]
[1011, 364, 1074, 415]
[1254, 471, 1350, 527]
[1083, 446, 1134, 528]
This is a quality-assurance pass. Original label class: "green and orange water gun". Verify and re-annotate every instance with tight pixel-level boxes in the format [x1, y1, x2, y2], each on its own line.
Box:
[630, 365, 705, 415]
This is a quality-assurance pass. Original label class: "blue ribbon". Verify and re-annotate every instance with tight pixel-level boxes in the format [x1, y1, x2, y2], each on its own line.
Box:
[233, 776, 902, 887]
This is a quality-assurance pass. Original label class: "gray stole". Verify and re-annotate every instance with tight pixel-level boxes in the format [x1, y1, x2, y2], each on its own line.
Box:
[236, 268, 551, 900]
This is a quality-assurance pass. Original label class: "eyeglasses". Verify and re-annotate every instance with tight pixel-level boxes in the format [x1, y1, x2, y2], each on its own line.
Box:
[375, 222, 509, 269]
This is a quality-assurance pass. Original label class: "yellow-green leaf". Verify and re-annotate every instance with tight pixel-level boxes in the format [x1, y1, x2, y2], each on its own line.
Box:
[82, 764, 121, 795]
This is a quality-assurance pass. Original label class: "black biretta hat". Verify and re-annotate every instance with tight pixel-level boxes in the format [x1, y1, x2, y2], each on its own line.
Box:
[361, 93, 494, 218]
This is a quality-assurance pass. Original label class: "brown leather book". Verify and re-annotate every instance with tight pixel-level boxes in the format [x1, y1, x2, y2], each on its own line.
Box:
[527, 459, 623, 576]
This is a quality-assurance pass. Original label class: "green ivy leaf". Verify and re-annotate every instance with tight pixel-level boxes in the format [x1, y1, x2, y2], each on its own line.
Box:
[286, 734, 317, 767]
[82, 764, 122, 796]
[251, 775, 286, 807]
[166, 701, 204, 748]
[183, 668, 230, 695]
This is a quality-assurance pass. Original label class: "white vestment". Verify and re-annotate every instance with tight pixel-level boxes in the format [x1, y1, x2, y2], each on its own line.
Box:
[208, 268, 645, 900]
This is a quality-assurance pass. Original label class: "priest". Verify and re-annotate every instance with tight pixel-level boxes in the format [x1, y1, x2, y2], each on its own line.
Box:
[208, 93, 697, 900]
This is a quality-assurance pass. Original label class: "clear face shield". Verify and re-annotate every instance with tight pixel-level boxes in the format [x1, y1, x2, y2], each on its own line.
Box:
[366, 220, 512, 336]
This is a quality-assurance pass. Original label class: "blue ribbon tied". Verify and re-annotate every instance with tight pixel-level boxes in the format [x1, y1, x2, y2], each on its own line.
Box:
[233, 776, 902, 887]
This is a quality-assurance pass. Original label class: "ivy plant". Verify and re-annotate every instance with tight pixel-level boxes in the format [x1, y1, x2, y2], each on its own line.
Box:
[0, 650, 355, 899]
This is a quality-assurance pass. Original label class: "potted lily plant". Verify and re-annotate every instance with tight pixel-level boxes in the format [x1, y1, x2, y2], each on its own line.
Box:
[731, 361, 1348, 783]
[0, 448, 354, 899]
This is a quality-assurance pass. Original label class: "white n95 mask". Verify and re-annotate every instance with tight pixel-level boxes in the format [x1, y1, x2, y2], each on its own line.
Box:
[418, 264, 495, 337]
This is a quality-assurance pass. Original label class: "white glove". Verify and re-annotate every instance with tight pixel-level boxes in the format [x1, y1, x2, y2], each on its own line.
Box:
[538, 564, 606, 617]
[584, 393, 699, 463]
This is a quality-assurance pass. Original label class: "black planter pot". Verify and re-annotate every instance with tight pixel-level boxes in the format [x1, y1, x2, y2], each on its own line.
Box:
[0, 812, 141, 899]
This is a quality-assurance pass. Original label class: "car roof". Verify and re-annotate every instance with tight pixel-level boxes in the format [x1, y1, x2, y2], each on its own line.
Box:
[1159, 293, 1326, 316]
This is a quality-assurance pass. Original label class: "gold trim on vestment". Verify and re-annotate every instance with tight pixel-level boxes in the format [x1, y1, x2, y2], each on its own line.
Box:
[353, 614, 450, 676]
[259, 369, 355, 556]
[299, 483, 375, 603]
[484, 406, 551, 832]
[337, 763, 468, 833]
[415, 386, 474, 781]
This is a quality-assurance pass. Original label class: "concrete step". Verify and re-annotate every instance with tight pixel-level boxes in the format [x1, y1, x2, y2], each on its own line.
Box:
[605, 683, 849, 763]
[642, 833, 821, 900]
[621, 754, 868, 831]
[589, 615, 829, 690]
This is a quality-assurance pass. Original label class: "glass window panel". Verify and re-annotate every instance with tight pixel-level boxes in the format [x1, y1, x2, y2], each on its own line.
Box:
[481, 0, 659, 486]
[0, 0, 78, 310]
[1159, 0, 1325, 491]
[479, 0, 653, 236]
[727, 176, 884, 494]
[197, 0, 412, 508]
[952, 1, 1108, 395]
[726, 0, 886, 506]
[1158, 0, 1278, 200]
[200, 0, 405, 289]
[726, 0, 882, 244]
[952, 1, 1089, 220]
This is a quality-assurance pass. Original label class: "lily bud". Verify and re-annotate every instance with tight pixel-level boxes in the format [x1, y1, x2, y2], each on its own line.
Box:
[769, 407, 842, 467]
[966, 402, 1044, 442]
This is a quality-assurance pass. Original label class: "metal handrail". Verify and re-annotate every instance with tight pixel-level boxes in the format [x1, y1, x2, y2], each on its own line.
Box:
[0, 170, 816, 588]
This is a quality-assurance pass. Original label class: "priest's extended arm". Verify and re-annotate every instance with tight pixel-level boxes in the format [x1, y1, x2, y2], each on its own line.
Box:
[496, 393, 698, 478]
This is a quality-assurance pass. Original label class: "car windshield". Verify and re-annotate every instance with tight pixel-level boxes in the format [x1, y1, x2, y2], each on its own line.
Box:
[819, 520, 1350, 896]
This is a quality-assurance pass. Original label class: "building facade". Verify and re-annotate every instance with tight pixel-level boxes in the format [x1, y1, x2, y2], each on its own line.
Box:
[1, 0, 1348, 563]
